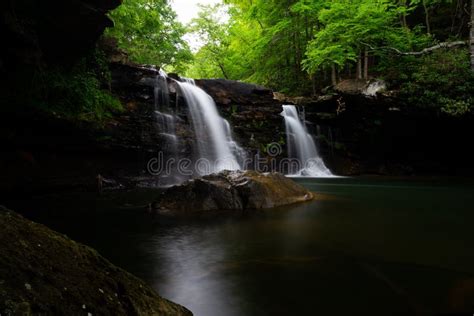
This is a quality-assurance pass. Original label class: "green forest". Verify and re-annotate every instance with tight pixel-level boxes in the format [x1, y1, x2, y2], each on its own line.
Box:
[105, 0, 474, 115]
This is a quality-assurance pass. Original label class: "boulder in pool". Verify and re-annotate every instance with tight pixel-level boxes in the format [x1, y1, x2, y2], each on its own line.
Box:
[153, 170, 314, 214]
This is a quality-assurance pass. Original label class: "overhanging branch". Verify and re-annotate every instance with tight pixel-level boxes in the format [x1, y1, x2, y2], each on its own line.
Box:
[360, 40, 467, 56]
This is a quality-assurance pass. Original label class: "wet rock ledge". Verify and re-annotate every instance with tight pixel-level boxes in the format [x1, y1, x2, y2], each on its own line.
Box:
[0, 207, 192, 316]
[154, 170, 314, 214]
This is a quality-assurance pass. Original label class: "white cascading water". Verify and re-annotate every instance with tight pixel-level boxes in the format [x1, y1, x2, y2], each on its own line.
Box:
[176, 80, 245, 174]
[363, 80, 386, 96]
[153, 70, 183, 185]
[154, 70, 179, 154]
[223, 119, 247, 165]
[281, 105, 332, 177]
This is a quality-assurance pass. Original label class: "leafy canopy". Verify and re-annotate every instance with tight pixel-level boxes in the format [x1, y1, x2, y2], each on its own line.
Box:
[106, 0, 192, 72]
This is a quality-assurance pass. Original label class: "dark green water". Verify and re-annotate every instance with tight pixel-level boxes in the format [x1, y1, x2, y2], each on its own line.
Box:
[9, 177, 474, 315]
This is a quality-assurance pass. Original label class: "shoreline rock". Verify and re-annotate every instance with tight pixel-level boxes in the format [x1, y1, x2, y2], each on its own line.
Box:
[0, 208, 192, 316]
[153, 170, 314, 215]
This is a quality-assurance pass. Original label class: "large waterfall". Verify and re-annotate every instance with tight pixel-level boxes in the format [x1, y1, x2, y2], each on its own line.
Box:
[176, 80, 246, 175]
[281, 105, 332, 177]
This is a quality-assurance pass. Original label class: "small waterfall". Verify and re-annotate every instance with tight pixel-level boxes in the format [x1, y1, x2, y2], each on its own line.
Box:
[176, 81, 245, 175]
[155, 69, 170, 109]
[281, 105, 332, 177]
[153, 70, 183, 185]
[181, 77, 195, 85]
[223, 119, 247, 168]
[363, 80, 386, 96]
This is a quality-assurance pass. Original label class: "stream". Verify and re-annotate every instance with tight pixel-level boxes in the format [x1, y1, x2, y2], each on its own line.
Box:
[7, 177, 474, 315]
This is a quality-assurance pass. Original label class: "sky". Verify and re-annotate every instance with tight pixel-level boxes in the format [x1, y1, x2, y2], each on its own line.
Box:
[171, 0, 223, 24]
[170, 0, 226, 51]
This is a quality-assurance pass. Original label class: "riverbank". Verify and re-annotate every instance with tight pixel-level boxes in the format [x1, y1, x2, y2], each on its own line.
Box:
[0, 207, 192, 315]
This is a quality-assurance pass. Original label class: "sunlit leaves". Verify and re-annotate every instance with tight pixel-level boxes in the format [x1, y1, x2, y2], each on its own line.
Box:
[106, 0, 192, 71]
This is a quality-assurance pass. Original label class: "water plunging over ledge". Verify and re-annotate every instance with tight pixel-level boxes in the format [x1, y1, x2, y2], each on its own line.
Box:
[176, 80, 246, 175]
[281, 105, 333, 177]
[152, 70, 184, 185]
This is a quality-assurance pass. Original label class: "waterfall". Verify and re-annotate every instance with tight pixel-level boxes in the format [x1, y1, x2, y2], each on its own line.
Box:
[281, 105, 332, 177]
[181, 77, 195, 85]
[176, 80, 245, 175]
[154, 69, 170, 109]
[223, 119, 247, 166]
[153, 70, 183, 185]
[363, 80, 386, 96]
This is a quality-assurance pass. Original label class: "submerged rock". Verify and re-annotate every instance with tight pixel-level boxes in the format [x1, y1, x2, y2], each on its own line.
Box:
[0, 208, 192, 316]
[153, 170, 314, 214]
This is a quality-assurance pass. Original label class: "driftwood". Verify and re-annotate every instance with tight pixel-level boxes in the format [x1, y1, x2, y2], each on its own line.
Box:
[361, 41, 467, 56]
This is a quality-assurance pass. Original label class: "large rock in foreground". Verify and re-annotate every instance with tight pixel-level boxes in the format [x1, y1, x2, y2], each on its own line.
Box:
[154, 170, 314, 214]
[0, 208, 192, 316]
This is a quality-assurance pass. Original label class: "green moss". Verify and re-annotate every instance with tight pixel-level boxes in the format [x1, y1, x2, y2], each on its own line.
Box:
[30, 49, 123, 122]
[1, 47, 123, 124]
[0, 209, 192, 316]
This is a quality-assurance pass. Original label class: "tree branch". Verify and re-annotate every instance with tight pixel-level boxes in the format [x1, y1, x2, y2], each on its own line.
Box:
[360, 41, 467, 56]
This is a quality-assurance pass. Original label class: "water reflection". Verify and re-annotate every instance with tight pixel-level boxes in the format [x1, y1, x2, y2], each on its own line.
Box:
[7, 177, 474, 315]
[151, 226, 244, 315]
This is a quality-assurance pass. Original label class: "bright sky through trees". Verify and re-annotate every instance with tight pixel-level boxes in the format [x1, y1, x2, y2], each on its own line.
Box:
[171, 0, 226, 51]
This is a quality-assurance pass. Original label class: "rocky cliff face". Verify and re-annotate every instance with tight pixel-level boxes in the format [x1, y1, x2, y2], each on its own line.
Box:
[196, 77, 474, 176]
[0, 0, 121, 70]
[195, 79, 286, 161]
[105, 65, 474, 177]
[3, 53, 473, 198]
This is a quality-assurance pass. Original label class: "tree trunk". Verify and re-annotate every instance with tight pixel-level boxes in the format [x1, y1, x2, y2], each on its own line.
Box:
[331, 65, 337, 86]
[422, 0, 431, 35]
[361, 40, 466, 56]
[471, 0, 474, 70]
[399, 0, 408, 27]
[305, 15, 310, 41]
[357, 53, 362, 79]
[312, 74, 317, 96]
[450, 0, 461, 35]
[363, 49, 369, 79]
[218, 63, 229, 79]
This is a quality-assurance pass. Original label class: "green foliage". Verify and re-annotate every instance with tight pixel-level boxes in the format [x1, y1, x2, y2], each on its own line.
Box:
[31, 49, 123, 122]
[302, 0, 434, 74]
[397, 49, 474, 115]
[106, 0, 192, 71]
[182, 0, 473, 117]
[439, 98, 472, 116]
[183, 0, 470, 105]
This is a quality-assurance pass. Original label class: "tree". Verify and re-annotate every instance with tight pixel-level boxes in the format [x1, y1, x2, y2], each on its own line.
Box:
[183, 0, 471, 95]
[302, 0, 424, 80]
[105, 0, 192, 71]
[187, 4, 232, 79]
[471, 0, 474, 70]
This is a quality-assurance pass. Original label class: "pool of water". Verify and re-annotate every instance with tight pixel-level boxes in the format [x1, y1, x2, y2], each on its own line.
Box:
[8, 177, 474, 315]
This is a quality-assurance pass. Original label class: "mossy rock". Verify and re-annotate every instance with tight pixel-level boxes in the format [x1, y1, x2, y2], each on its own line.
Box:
[0, 207, 192, 315]
[154, 170, 314, 214]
